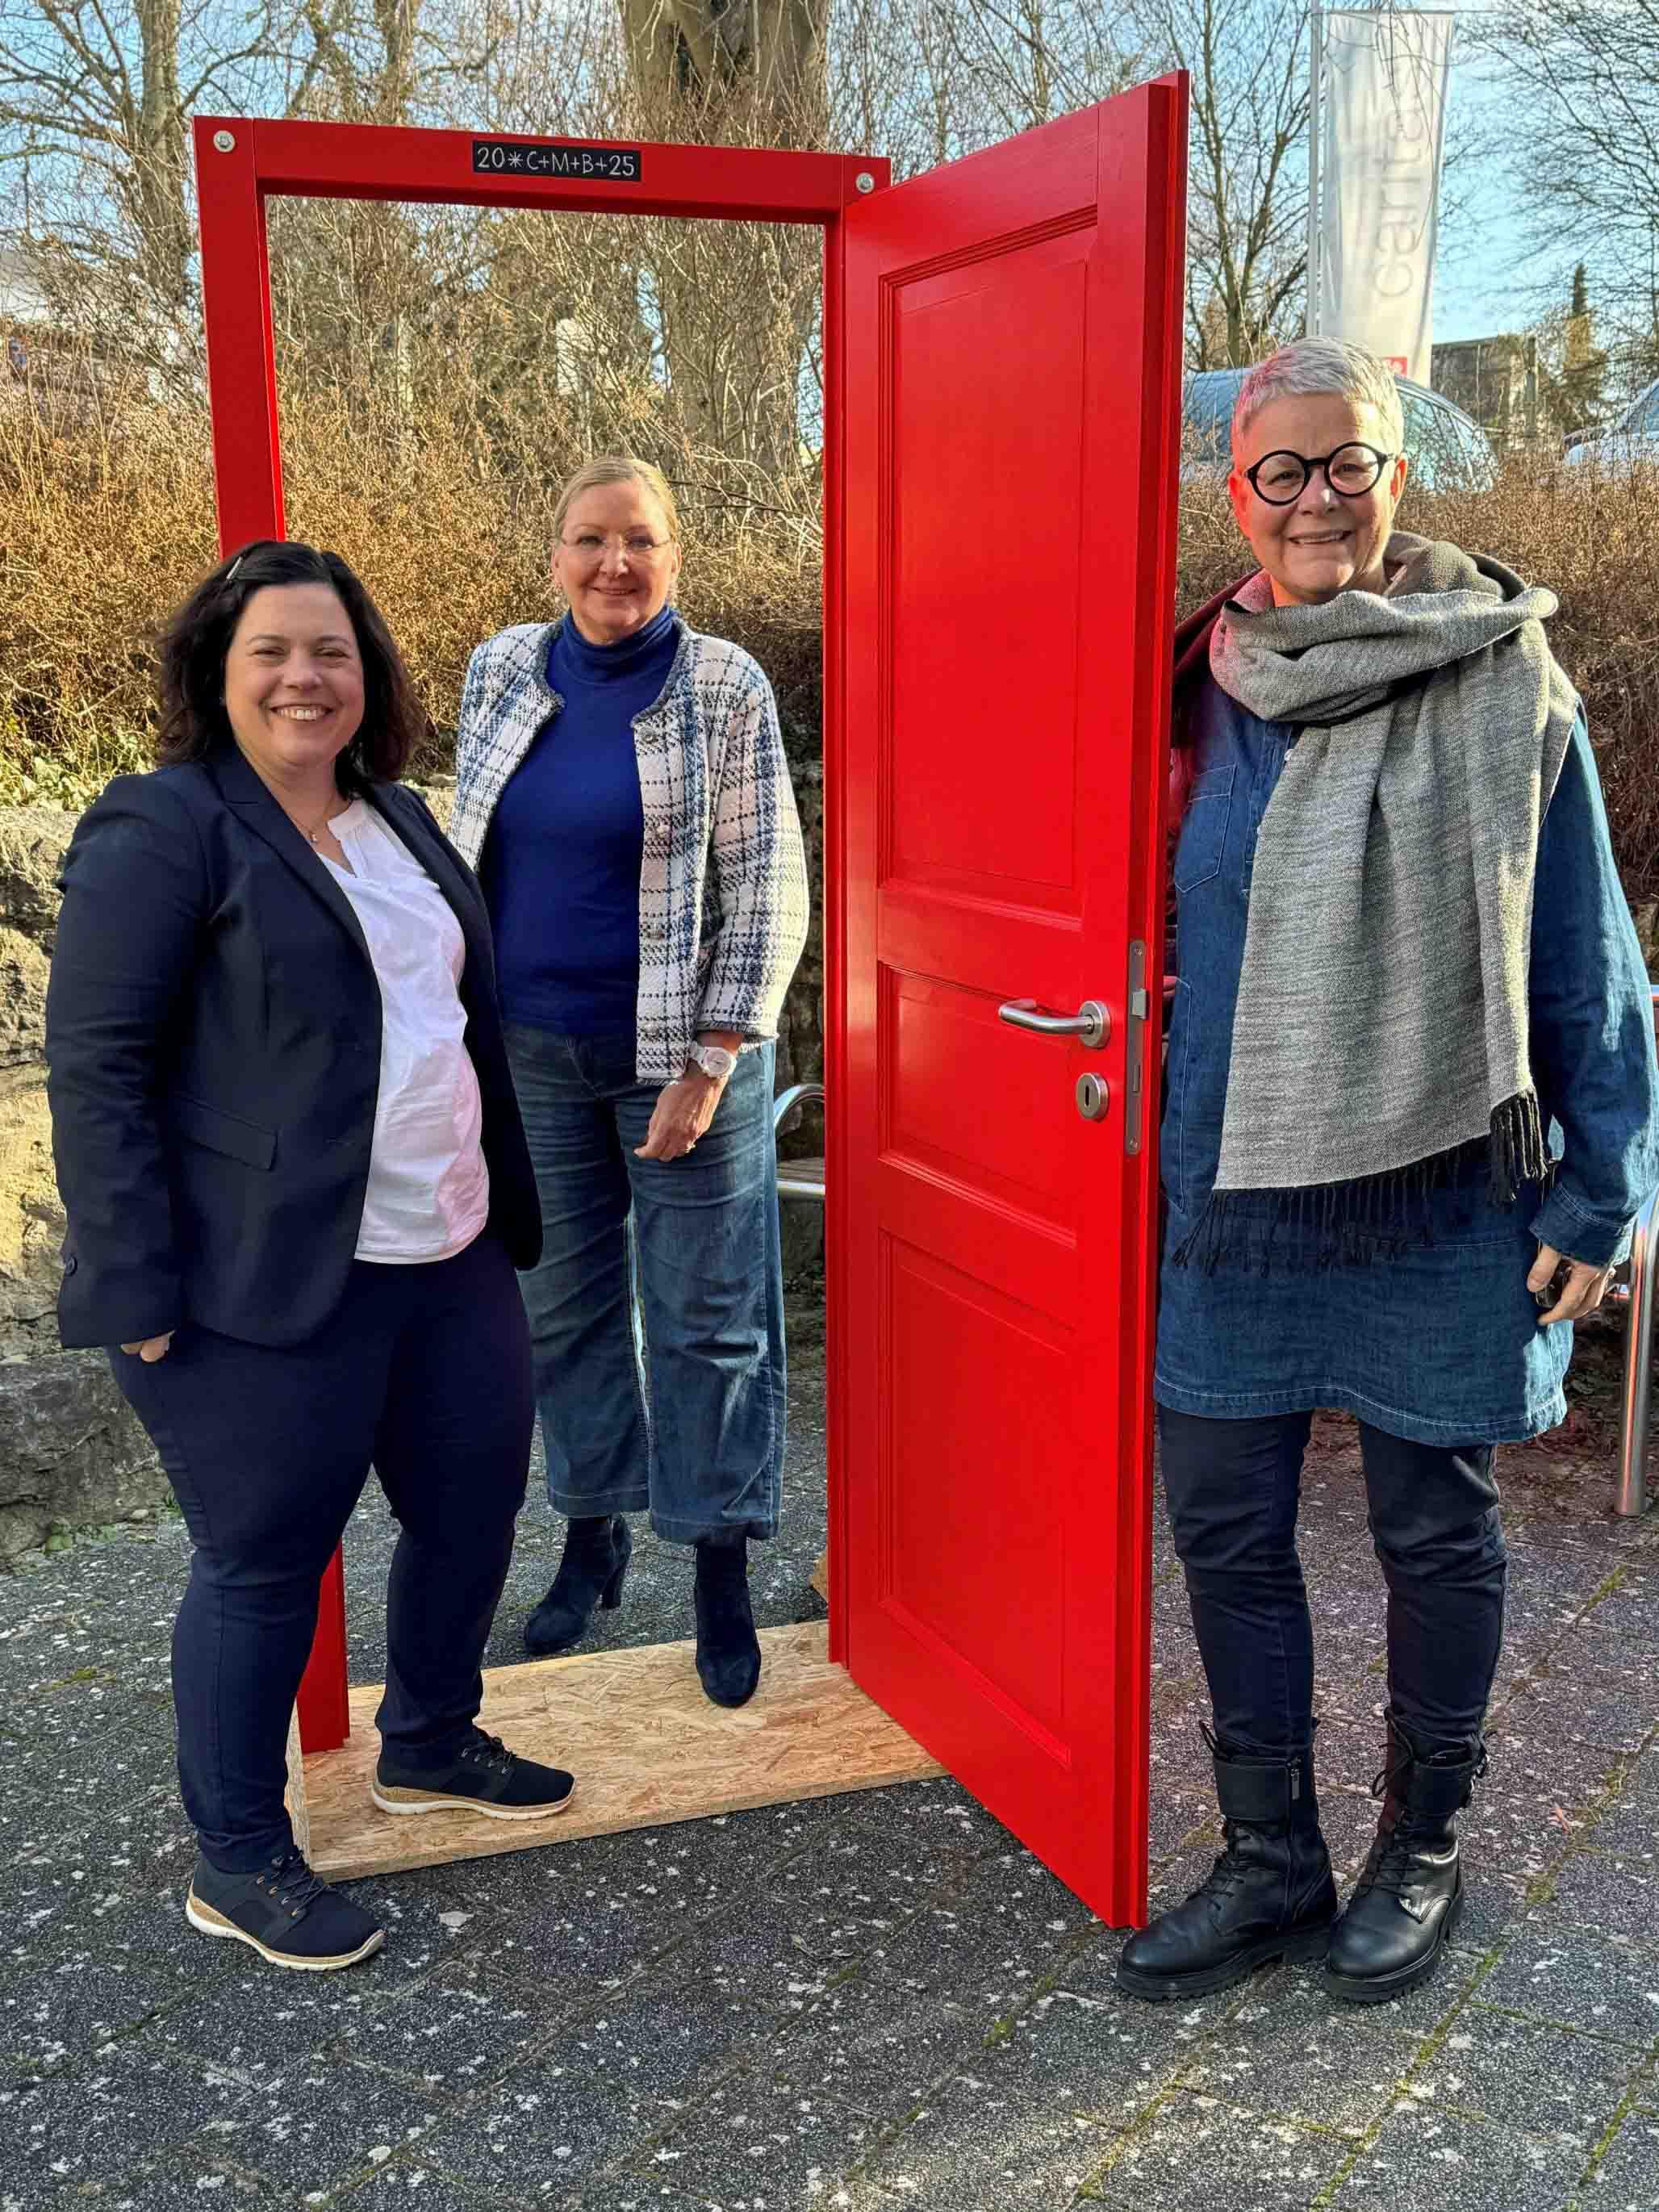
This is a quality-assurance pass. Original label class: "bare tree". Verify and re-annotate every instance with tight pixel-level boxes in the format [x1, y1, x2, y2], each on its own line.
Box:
[1123, 0, 1308, 368]
[0, 0, 281, 332]
[1475, 0, 1659, 383]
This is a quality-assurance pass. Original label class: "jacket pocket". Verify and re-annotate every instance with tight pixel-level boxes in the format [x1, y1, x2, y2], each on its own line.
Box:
[1172, 765, 1235, 895]
[172, 1093, 277, 1171]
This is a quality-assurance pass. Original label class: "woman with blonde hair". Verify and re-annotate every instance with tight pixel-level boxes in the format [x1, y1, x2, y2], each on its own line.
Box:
[453, 457, 808, 1706]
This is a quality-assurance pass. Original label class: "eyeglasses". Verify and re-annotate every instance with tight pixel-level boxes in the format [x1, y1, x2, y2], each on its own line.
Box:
[1243, 443, 1394, 504]
[558, 533, 675, 562]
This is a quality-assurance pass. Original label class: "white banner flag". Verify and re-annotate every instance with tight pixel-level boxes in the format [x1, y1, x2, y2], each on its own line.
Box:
[1317, 10, 1453, 385]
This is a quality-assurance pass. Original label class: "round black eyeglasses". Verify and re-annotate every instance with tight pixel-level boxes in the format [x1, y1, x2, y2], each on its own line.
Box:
[1244, 443, 1394, 504]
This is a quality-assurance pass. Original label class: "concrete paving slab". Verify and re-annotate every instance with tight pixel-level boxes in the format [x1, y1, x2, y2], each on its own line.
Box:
[1330, 2104, 1582, 2211]
[0, 2041, 252, 2208]
[757, 1959, 1005, 2126]
[5, 1290, 1657, 2212]
[1532, 1849, 1659, 1950]
[637, 2069, 883, 2209]
[1582, 2106, 1659, 2208]
[1175, 1972, 1415, 2136]
[1084, 2089, 1352, 2210]
[411, 2048, 650, 2205]
[85, 2153, 285, 2209]
[202, 2054, 446, 2202]
[1427, 2002, 1646, 2155]
[1478, 1928, 1659, 2046]
[851, 2052, 1110, 2208]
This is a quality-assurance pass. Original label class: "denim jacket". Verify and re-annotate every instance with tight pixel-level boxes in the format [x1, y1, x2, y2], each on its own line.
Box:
[1154, 679, 1659, 1445]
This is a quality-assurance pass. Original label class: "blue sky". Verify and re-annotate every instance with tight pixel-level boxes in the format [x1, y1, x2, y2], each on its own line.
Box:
[1419, 21, 1594, 350]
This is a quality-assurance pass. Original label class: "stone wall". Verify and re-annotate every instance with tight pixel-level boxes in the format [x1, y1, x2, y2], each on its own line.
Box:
[0, 745, 826, 1562]
[0, 806, 169, 1562]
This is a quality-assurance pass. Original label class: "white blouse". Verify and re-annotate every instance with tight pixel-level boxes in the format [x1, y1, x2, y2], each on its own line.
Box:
[319, 801, 491, 1263]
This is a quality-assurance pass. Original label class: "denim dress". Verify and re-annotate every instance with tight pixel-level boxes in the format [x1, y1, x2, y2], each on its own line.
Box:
[1155, 679, 1659, 1445]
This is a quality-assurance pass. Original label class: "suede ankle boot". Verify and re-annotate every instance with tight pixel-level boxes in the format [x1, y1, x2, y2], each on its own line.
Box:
[524, 1514, 631, 1657]
[1325, 1711, 1485, 2005]
[1117, 1731, 1338, 2001]
[693, 1537, 761, 1708]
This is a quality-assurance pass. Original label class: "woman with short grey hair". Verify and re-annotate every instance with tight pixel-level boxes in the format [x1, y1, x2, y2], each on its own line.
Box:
[1119, 337, 1659, 2006]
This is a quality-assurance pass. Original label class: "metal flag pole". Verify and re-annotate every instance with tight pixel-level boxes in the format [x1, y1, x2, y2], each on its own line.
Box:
[1306, 2, 1322, 338]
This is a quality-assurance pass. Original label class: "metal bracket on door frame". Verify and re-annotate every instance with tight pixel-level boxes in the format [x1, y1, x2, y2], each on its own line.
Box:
[1124, 940, 1149, 1155]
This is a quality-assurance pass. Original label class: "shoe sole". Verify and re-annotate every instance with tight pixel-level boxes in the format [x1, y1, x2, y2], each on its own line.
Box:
[1323, 1887, 1464, 2005]
[697, 1672, 761, 1708]
[369, 1779, 576, 1821]
[185, 1892, 384, 1972]
[1115, 1918, 1334, 2002]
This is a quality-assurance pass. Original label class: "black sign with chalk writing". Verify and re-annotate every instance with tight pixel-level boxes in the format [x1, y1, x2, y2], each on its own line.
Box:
[470, 140, 643, 182]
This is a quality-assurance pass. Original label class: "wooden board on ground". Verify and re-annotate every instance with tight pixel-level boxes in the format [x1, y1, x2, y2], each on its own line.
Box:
[300, 1620, 944, 1882]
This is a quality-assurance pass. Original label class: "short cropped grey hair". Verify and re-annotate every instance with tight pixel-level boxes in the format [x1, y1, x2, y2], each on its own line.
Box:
[1232, 337, 1406, 462]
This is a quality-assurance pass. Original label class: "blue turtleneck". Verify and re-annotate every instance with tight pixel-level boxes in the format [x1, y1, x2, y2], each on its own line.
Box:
[483, 604, 680, 1035]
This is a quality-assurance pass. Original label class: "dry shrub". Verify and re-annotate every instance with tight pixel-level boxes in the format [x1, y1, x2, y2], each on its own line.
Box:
[2, 397, 1653, 917]
[0, 387, 823, 804]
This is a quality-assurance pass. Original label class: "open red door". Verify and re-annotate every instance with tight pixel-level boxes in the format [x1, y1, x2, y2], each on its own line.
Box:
[830, 78, 1187, 1928]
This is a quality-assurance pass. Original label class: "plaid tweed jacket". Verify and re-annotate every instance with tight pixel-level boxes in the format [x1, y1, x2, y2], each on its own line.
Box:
[450, 616, 809, 1085]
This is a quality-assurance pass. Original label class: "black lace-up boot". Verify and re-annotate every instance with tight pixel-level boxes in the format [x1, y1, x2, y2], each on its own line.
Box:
[1324, 1710, 1485, 2004]
[524, 1513, 632, 1656]
[1116, 1731, 1337, 2001]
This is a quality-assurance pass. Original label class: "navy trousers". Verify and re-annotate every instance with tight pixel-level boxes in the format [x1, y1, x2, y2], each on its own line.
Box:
[113, 1232, 533, 1871]
[1157, 1406, 1507, 1757]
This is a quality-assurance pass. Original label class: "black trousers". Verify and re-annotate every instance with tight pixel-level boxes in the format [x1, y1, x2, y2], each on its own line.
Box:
[1157, 1405, 1506, 1758]
[114, 1233, 533, 1871]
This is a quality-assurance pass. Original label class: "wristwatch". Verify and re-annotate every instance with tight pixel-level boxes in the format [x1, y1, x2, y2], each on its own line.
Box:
[686, 1042, 738, 1081]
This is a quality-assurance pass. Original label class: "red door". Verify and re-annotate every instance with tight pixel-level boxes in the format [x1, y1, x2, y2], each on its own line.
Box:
[831, 79, 1187, 1928]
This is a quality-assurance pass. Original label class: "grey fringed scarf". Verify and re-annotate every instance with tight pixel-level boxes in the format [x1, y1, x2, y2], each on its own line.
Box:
[1174, 531, 1579, 1272]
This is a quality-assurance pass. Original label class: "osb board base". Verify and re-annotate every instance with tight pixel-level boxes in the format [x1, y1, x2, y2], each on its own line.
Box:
[301, 1620, 944, 1882]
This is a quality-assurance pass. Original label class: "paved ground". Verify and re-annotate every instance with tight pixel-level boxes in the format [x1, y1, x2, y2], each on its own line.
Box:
[2, 1292, 1657, 2211]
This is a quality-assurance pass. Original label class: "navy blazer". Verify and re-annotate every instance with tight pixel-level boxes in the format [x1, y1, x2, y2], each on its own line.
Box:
[46, 746, 542, 1351]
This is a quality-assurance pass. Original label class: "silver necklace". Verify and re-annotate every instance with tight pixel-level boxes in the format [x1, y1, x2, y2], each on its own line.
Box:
[294, 797, 342, 847]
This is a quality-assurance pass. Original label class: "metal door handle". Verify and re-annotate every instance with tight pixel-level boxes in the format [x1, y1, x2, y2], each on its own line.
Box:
[997, 997, 1109, 1049]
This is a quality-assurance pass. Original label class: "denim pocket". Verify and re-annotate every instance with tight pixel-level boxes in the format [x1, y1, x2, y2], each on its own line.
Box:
[1173, 766, 1235, 894]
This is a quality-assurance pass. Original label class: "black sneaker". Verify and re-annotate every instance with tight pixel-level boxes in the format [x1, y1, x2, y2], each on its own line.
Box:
[185, 1847, 385, 1971]
[371, 1729, 575, 1821]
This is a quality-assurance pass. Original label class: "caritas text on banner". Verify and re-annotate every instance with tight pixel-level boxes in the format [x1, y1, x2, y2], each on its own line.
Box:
[1315, 10, 1453, 386]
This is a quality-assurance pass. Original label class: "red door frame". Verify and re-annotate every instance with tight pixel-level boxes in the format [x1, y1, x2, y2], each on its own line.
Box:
[191, 115, 888, 1753]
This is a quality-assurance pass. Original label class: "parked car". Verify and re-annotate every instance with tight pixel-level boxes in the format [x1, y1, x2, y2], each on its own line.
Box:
[1183, 366, 1499, 492]
[1563, 377, 1659, 470]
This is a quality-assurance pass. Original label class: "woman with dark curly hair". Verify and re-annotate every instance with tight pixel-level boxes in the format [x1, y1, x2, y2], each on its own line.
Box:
[46, 540, 574, 1975]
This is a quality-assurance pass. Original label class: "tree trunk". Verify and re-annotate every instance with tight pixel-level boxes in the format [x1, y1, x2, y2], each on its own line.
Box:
[129, 0, 193, 312]
[618, 0, 828, 475]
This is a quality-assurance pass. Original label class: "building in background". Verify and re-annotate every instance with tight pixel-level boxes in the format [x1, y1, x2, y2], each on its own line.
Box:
[1431, 333, 1548, 451]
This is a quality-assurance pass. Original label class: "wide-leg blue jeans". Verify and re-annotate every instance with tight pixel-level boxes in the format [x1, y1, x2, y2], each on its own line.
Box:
[504, 1026, 786, 1545]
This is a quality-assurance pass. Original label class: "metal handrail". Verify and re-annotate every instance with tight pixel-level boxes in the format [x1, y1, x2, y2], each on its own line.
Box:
[1614, 985, 1659, 1516]
[772, 1081, 825, 1136]
[773, 1082, 826, 1206]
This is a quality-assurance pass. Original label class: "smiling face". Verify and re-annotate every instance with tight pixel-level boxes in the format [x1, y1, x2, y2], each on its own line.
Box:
[1229, 391, 1409, 606]
[222, 582, 366, 792]
[551, 477, 681, 644]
